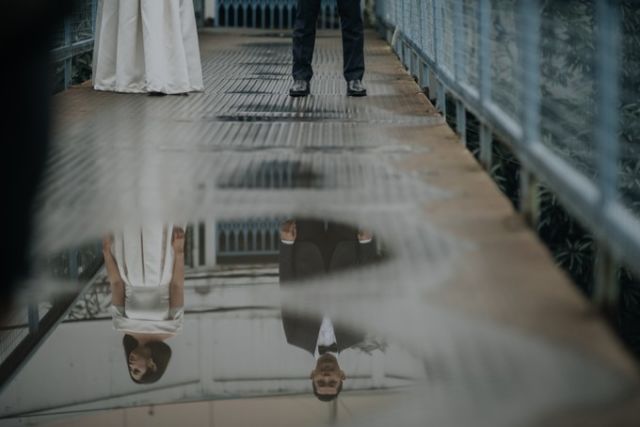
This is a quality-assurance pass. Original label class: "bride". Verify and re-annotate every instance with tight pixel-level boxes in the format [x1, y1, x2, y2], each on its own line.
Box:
[92, 0, 204, 94]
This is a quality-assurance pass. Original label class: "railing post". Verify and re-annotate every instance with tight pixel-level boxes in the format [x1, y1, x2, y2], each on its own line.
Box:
[28, 303, 39, 334]
[91, 0, 98, 34]
[68, 249, 79, 279]
[419, 61, 429, 91]
[453, 0, 464, 81]
[427, 68, 437, 102]
[432, 0, 439, 67]
[281, 4, 285, 30]
[400, 0, 406, 63]
[477, 0, 492, 169]
[418, 0, 425, 52]
[519, 170, 539, 227]
[518, 0, 542, 227]
[406, 41, 411, 70]
[594, 242, 618, 314]
[479, 124, 492, 169]
[519, 0, 541, 147]
[252, 224, 258, 250]
[64, 15, 72, 89]
[391, 25, 400, 53]
[593, 0, 621, 310]
[432, 0, 446, 114]
[595, 0, 620, 215]
[455, 99, 466, 146]
[478, 0, 492, 106]
[437, 80, 446, 117]
[192, 221, 201, 267]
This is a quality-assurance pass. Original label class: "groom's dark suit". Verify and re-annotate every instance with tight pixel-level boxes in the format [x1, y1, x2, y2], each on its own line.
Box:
[279, 220, 375, 354]
[292, 0, 365, 82]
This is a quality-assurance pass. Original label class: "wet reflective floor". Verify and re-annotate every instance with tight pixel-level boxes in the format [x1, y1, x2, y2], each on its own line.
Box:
[1, 29, 639, 426]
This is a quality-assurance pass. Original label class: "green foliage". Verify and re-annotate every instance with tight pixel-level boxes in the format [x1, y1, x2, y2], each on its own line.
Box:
[72, 51, 93, 85]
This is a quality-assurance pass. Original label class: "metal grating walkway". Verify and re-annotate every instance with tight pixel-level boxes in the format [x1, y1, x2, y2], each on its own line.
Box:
[21, 29, 640, 425]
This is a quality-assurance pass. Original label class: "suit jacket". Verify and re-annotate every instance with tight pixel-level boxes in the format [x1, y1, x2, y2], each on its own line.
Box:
[279, 220, 376, 355]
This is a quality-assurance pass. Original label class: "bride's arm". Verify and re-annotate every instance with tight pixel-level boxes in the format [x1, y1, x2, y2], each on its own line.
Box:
[102, 235, 124, 306]
[170, 227, 185, 309]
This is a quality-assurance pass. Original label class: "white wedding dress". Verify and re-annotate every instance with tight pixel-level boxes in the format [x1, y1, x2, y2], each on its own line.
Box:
[93, 0, 204, 94]
[110, 223, 184, 335]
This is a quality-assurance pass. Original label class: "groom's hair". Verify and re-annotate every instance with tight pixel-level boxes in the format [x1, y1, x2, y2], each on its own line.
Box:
[312, 381, 343, 402]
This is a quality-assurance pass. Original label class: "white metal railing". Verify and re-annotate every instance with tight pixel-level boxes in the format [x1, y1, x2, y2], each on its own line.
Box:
[217, 219, 283, 257]
[216, 0, 341, 29]
[375, 0, 640, 304]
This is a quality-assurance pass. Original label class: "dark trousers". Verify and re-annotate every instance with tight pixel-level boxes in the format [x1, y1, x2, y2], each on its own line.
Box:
[292, 0, 365, 82]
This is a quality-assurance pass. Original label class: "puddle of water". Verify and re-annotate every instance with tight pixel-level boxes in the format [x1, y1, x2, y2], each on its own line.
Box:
[1, 208, 631, 427]
[0, 216, 411, 422]
[216, 160, 325, 189]
[212, 114, 353, 123]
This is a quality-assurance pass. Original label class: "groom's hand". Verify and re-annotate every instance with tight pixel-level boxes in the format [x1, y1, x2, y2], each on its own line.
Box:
[280, 220, 297, 242]
[358, 229, 373, 243]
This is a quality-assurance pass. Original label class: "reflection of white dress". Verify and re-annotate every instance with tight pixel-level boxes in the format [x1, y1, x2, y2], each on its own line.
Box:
[92, 0, 204, 94]
[110, 224, 183, 334]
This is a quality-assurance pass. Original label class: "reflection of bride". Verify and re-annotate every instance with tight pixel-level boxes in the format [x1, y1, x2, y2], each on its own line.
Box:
[102, 224, 185, 384]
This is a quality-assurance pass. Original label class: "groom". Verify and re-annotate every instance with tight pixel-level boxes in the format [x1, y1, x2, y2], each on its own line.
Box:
[290, 0, 366, 97]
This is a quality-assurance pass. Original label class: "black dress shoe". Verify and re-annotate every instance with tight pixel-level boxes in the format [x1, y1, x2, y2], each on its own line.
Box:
[347, 80, 367, 97]
[289, 80, 310, 97]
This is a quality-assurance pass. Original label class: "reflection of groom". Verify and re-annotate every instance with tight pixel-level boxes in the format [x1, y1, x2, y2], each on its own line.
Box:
[289, 0, 367, 97]
[278, 219, 374, 401]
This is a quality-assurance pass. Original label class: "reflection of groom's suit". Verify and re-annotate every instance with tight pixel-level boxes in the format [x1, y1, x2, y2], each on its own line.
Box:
[279, 220, 375, 354]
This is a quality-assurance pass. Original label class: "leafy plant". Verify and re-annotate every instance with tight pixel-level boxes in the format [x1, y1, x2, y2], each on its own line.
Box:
[72, 51, 93, 85]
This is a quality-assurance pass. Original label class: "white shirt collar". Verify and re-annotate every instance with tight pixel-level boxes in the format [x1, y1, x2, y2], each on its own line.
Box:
[314, 316, 338, 360]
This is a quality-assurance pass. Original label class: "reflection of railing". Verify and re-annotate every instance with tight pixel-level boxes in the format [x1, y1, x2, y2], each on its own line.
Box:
[375, 0, 640, 307]
[218, 160, 295, 189]
[217, 219, 282, 258]
[217, 160, 325, 189]
[0, 243, 103, 392]
[64, 282, 111, 321]
[216, 0, 341, 29]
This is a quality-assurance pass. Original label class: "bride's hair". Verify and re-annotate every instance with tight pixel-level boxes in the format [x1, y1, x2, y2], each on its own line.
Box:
[123, 334, 172, 384]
